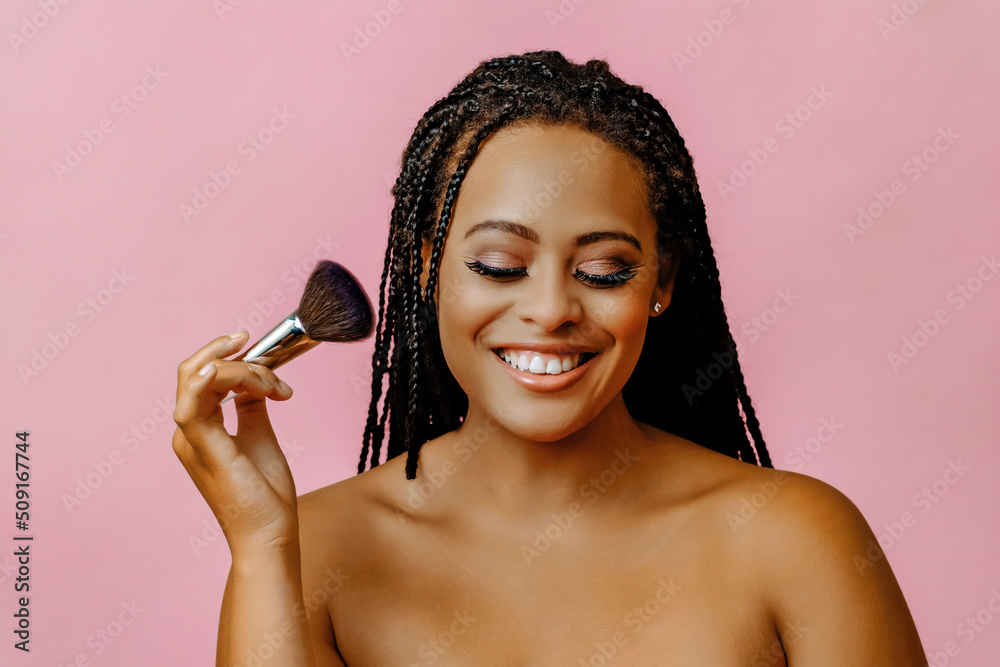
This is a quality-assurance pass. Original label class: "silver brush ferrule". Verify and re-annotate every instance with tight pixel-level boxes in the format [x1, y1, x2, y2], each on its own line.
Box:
[231, 309, 321, 371]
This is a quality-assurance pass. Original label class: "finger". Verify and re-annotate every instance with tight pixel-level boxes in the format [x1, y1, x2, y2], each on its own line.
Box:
[175, 360, 288, 438]
[213, 361, 293, 402]
[176, 331, 249, 398]
[173, 360, 240, 469]
[246, 362, 293, 396]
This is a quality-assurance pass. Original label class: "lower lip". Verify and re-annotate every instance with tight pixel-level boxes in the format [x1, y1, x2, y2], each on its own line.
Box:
[492, 350, 596, 393]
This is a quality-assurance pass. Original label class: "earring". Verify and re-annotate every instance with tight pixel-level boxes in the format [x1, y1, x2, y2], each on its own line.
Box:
[653, 302, 661, 313]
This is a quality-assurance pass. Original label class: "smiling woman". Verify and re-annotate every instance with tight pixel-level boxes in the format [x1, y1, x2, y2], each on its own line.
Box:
[424, 122, 676, 439]
[172, 50, 927, 666]
[361, 56, 773, 483]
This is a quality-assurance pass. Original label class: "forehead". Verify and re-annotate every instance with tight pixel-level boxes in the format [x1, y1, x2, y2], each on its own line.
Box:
[449, 122, 653, 234]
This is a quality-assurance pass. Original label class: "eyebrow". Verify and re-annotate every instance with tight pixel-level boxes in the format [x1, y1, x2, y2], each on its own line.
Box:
[463, 219, 642, 252]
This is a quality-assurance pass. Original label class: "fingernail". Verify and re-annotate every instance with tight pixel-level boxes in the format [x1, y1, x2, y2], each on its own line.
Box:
[229, 330, 247, 340]
[279, 380, 291, 392]
[198, 362, 214, 376]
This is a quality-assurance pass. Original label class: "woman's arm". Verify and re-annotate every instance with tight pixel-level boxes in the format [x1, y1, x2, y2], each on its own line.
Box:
[216, 504, 349, 667]
[217, 547, 325, 667]
[172, 332, 343, 666]
[754, 471, 927, 665]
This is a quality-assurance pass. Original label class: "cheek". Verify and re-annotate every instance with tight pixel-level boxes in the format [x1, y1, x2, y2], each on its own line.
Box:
[582, 292, 650, 381]
[611, 307, 651, 382]
[587, 290, 650, 344]
[435, 265, 495, 369]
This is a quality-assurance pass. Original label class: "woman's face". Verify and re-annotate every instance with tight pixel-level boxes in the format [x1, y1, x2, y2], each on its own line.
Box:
[424, 121, 677, 440]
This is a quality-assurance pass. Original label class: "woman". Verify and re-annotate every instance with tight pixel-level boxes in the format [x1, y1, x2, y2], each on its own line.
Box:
[172, 51, 926, 665]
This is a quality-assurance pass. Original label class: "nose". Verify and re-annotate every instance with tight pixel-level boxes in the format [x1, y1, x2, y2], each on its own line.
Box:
[514, 263, 583, 332]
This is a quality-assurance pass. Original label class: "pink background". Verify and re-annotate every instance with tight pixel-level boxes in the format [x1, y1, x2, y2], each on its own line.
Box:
[2, 1, 998, 664]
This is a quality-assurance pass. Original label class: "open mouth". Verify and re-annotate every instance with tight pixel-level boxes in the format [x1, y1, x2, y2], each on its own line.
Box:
[492, 348, 598, 375]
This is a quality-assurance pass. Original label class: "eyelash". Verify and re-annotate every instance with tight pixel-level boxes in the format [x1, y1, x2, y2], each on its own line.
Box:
[463, 260, 639, 287]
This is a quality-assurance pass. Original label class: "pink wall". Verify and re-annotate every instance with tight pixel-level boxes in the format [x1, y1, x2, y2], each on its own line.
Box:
[2, 1, 997, 664]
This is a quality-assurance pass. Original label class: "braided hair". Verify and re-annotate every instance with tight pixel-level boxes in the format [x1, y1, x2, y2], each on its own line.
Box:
[358, 50, 773, 480]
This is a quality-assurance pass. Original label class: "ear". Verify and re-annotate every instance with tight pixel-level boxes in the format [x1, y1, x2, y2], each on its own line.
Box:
[650, 247, 680, 317]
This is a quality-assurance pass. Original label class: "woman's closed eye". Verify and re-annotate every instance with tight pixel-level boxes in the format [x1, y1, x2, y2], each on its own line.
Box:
[463, 259, 639, 288]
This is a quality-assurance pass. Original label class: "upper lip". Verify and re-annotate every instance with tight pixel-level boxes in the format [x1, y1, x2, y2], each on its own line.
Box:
[490, 343, 600, 355]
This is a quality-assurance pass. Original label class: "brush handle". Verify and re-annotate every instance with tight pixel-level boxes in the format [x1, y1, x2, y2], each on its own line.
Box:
[219, 311, 320, 405]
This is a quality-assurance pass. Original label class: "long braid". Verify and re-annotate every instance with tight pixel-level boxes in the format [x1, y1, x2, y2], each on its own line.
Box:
[357, 233, 394, 472]
[595, 91, 738, 462]
[734, 362, 771, 466]
[613, 86, 769, 465]
[363, 111, 459, 469]
[642, 103, 769, 465]
[399, 115, 474, 476]
[389, 115, 479, 465]
[599, 59, 771, 468]
[366, 275, 397, 467]
[359, 50, 774, 479]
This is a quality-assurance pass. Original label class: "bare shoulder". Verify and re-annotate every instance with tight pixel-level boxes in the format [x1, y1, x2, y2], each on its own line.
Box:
[682, 443, 927, 665]
[294, 451, 410, 663]
[650, 435, 878, 556]
[297, 449, 410, 559]
[715, 460, 887, 585]
[699, 448, 861, 541]
[642, 432, 925, 663]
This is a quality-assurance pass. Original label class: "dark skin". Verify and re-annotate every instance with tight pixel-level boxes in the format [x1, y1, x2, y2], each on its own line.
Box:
[174, 122, 926, 665]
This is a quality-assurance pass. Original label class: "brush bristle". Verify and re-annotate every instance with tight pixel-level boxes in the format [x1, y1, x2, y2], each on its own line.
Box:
[297, 260, 375, 342]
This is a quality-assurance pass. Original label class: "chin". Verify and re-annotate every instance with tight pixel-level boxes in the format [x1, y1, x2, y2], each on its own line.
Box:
[490, 403, 597, 443]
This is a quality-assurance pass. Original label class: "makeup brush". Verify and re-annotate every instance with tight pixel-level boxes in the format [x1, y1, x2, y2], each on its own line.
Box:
[220, 260, 375, 404]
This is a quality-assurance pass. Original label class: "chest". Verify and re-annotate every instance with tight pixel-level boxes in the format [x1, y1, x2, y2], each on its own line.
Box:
[328, 516, 785, 666]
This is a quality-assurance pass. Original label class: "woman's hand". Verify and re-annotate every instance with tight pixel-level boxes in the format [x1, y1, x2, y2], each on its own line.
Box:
[172, 331, 300, 559]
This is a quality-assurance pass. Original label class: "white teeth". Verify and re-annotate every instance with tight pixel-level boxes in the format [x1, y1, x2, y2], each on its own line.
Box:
[497, 349, 589, 375]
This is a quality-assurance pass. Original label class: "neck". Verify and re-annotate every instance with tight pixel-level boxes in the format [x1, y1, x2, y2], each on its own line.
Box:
[448, 392, 655, 517]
